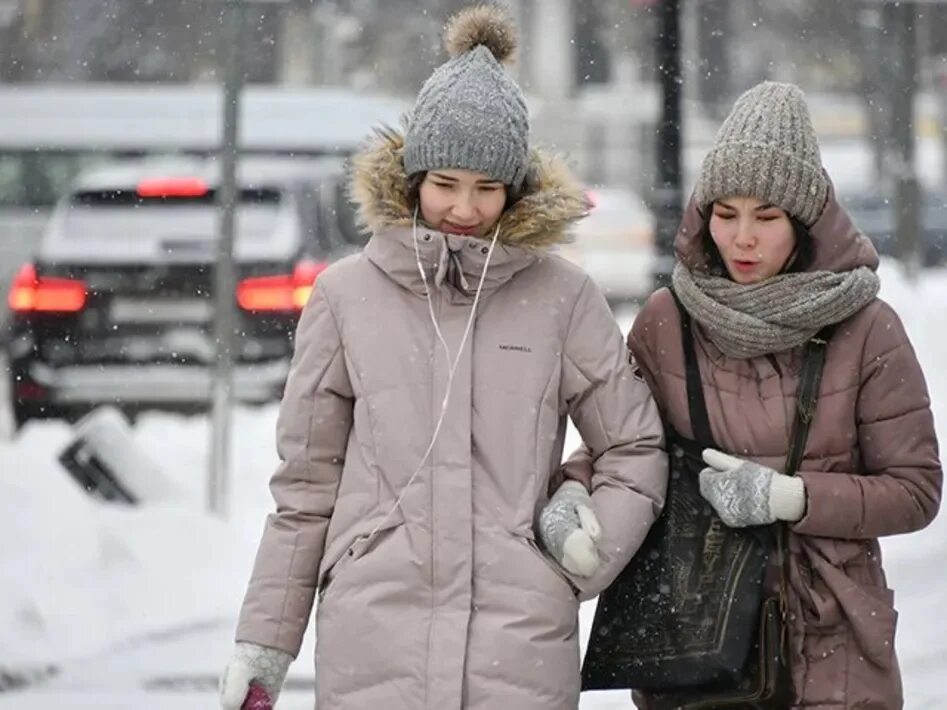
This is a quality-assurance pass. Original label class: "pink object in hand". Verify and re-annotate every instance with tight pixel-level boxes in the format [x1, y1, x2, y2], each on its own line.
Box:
[241, 683, 273, 710]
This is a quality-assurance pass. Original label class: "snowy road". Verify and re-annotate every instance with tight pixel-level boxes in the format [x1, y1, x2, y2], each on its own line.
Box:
[0, 619, 320, 710]
[1, 263, 946, 708]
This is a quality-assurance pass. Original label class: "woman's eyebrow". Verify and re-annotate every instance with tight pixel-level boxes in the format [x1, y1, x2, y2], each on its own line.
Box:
[429, 172, 459, 182]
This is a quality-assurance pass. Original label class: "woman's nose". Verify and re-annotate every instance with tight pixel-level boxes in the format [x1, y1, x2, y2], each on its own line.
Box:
[450, 196, 477, 221]
[734, 220, 756, 248]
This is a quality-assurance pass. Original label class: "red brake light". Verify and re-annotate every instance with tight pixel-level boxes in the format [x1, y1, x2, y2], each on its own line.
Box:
[136, 177, 209, 198]
[290, 260, 327, 307]
[236, 260, 328, 312]
[8, 264, 87, 313]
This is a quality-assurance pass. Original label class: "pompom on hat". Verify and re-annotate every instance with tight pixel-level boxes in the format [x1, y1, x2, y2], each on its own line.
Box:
[403, 4, 530, 189]
[695, 81, 830, 227]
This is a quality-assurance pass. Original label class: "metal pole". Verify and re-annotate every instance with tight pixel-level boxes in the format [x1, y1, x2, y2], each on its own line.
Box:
[857, 3, 887, 184]
[209, 0, 244, 517]
[889, 1, 921, 281]
[651, 0, 683, 291]
[941, 69, 947, 187]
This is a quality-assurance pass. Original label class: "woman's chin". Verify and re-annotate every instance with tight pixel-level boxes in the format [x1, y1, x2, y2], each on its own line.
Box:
[727, 268, 763, 285]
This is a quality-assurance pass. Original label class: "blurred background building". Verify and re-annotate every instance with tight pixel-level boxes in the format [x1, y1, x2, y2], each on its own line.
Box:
[0, 0, 945, 333]
[2, 0, 945, 190]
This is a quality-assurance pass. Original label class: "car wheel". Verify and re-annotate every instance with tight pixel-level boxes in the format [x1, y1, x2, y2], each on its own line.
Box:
[12, 400, 38, 430]
[12, 400, 69, 431]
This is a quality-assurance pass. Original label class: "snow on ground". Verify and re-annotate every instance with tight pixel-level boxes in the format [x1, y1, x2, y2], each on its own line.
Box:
[1, 259, 946, 708]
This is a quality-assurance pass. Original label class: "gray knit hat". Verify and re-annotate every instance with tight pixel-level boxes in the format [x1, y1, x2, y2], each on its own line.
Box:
[403, 4, 530, 189]
[695, 81, 829, 226]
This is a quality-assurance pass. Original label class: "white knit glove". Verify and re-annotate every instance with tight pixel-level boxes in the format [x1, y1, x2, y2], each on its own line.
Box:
[699, 449, 806, 528]
[538, 480, 603, 577]
[220, 641, 293, 709]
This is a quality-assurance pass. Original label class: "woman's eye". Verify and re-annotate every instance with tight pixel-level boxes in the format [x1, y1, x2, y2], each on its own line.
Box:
[432, 182, 454, 190]
[479, 185, 500, 192]
[713, 212, 734, 220]
[758, 214, 779, 222]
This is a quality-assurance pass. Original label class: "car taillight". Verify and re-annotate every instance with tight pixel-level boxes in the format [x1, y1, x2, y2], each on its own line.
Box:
[8, 264, 87, 314]
[236, 260, 328, 312]
[136, 177, 209, 198]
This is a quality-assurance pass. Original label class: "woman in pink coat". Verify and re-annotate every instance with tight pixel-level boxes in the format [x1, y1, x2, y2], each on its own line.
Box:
[218, 6, 667, 710]
[560, 82, 941, 709]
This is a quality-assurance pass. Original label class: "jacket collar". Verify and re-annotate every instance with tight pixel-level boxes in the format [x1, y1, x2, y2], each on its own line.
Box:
[363, 225, 539, 304]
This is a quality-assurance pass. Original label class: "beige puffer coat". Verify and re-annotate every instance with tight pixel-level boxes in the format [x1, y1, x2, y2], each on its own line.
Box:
[564, 185, 942, 709]
[234, 129, 668, 710]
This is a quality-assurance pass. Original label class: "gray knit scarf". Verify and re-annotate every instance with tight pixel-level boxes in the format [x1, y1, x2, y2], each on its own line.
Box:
[671, 263, 880, 359]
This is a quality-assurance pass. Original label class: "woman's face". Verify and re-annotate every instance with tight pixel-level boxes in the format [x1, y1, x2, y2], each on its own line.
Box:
[419, 168, 507, 238]
[709, 196, 797, 284]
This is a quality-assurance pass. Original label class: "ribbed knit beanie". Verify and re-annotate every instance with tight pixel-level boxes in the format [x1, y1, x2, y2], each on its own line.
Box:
[695, 81, 829, 226]
[403, 4, 530, 189]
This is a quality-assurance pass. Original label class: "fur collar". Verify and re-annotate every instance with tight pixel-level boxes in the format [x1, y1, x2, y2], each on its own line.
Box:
[348, 126, 590, 250]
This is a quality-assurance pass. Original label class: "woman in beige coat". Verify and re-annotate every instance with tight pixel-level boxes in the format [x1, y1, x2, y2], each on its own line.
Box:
[218, 6, 667, 710]
[562, 82, 941, 709]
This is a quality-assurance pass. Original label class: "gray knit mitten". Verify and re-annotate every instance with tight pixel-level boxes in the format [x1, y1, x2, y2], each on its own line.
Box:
[220, 641, 293, 709]
[699, 449, 806, 527]
[538, 480, 603, 577]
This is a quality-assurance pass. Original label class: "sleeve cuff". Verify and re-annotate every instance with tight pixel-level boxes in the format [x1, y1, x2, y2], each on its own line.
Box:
[769, 474, 806, 522]
[559, 480, 589, 495]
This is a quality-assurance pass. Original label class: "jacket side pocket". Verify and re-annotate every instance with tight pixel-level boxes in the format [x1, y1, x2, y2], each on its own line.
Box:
[319, 510, 405, 601]
[512, 528, 580, 598]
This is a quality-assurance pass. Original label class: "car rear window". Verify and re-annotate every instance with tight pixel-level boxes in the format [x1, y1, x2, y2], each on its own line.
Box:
[69, 187, 281, 206]
[63, 187, 282, 240]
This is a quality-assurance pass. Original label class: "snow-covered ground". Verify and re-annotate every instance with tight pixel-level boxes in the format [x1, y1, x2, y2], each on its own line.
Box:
[1, 259, 946, 709]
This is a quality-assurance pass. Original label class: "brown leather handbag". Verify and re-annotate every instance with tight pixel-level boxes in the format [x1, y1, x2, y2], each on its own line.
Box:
[581, 292, 832, 709]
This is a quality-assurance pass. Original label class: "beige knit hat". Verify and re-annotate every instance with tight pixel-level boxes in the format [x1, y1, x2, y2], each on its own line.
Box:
[695, 81, 829, 226]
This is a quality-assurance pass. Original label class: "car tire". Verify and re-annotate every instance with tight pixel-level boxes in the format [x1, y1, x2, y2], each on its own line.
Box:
[12, 400, 70, 431]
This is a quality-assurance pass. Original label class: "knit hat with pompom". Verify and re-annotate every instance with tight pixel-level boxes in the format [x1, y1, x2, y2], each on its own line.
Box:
[403, 4, 530, 189]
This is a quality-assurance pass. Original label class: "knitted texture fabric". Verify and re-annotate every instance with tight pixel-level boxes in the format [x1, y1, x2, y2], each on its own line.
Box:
[699, 449, 807, 526]
[699, 462, 775, 528]
[538, 480, 601, 577]
[403, 5, 530, 188]
[671, 262, 880, 359]
[695, 81, 829, 226]
[219, 641, 293, 708]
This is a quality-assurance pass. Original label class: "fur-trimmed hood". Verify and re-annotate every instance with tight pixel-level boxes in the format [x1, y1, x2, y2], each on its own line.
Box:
[348, 127, 590, 250]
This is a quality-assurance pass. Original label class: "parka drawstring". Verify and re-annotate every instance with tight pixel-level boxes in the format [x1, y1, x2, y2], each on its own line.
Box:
[434, 242, 472, 294]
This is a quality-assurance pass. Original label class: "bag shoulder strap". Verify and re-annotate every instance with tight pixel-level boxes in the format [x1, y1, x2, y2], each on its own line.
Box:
[784, 325, 835, 477]
[669, 289, 714, 446]
[779, 325, 836, 599]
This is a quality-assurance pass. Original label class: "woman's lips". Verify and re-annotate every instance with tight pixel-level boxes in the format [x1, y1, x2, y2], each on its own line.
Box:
[442, 222, 480, 236]
[731, 259, 758, 272]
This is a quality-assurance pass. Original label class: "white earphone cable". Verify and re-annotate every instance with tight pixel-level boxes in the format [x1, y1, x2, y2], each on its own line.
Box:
[365, 209, 501, 541]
